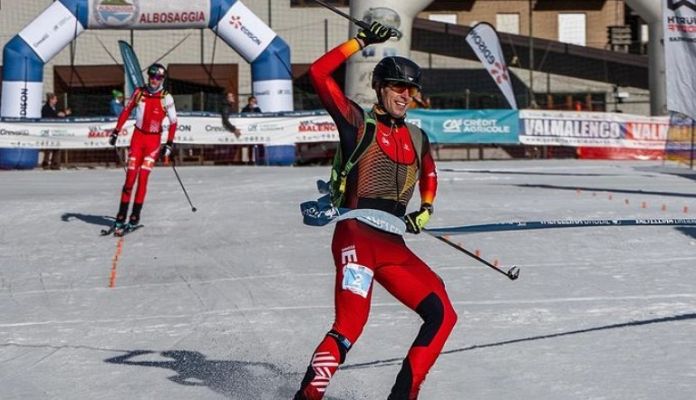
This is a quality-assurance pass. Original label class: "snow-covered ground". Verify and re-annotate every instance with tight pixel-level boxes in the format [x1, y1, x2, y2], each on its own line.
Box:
[1, 160, 695, 400]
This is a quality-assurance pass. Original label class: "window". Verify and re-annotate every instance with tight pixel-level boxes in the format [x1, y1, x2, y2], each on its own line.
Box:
[496, 13, 519, 35]
[558, 14, 586, 46]
[429, 14, 457, 24]
[291, 0, 348, 6]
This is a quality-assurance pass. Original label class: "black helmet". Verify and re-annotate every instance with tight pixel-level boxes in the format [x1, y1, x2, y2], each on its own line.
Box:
[147, 63, 166, 79]
[371, 56, 422, 90]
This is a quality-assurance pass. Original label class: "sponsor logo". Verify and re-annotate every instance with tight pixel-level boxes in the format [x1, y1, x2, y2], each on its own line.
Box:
[668, 0, 696, 11]
[469, 30, 496, 64]
[443, 118, 511, 134]
[40, 128, 73, 137]
[94, 0, 139, 27]
[229, 15, 261, 45]
[0, 128, 30, 136]
[33, 33, 49, 48]
[88, 126, 113, 138]
[299, 120, 336, 132]
[523, 119, 621, 139]
[205, 125, 227, 132]
[247, 123, 284, 132]
[229, 15, 241, 28]
[19, 87, 29, 118]
[139, 11, 205, 25]
[54, 15, 73, 32]
[490, 61, 509, 84]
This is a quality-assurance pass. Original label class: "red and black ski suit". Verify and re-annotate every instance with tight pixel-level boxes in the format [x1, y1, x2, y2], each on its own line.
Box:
[295, 39, 457, 400]
[113, 86, 177, 222]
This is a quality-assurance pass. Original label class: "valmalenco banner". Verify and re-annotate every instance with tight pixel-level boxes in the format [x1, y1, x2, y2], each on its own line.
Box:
[520, 110, 669, 149]
[465, 22, 517, 109]
[662, 0, 696, 119]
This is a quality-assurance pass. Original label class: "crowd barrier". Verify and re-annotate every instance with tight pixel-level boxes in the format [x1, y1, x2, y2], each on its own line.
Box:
[0, 109, 671, 169]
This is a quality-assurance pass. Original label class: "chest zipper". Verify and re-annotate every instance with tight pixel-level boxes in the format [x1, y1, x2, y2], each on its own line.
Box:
[391, 121, 402, 212]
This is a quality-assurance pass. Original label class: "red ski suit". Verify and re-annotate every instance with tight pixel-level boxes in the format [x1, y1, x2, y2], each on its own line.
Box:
[295, 39, 457, 400]
[115, 87, 177, 206]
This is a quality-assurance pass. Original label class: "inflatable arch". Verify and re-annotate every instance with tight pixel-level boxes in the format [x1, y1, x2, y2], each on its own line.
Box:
[1, 0, 293, 121]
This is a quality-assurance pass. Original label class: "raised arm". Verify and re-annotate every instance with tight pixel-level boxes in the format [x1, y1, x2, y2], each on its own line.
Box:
[308, 39, 363, 127]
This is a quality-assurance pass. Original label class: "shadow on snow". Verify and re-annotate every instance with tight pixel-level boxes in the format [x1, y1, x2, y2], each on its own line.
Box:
[61, 212, 114, 227]
[343, 312, 696, 370]
[104, 350, 350, 400]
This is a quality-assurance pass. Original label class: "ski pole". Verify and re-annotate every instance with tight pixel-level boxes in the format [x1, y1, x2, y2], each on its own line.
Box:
[170, 158, 197, 213]
[427, 232, 520, 281]
[311, 0, 402, 38]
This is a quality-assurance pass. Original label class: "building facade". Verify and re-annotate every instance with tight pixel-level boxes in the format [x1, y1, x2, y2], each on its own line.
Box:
[0, 0, 649, 115]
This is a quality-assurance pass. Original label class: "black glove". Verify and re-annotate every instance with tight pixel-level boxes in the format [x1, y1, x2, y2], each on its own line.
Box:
[109, 129, 119, 146]
[356, 21, 393, 47]
[160, 141, 174, 159]
[404, 204, 433, 234]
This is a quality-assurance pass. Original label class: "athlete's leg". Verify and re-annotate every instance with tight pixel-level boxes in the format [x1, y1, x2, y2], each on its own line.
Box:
[376, 244, 458, 400]
[130, 136, 161, 224]
[117, 132, 145, 223]
[295, 220, 377, 400]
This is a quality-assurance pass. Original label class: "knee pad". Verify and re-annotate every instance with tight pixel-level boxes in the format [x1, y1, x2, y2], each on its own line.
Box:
[142, 157, 155, 171]
[413, 292, 445, 347]
[326, 329, 352, 364]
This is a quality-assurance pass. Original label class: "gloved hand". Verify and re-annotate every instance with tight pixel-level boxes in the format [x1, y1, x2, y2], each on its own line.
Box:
[109, 129, 119, 146]
[404, 204, 433, 234]
[356, 21, 393, 47]
[160, 141, 174, 159]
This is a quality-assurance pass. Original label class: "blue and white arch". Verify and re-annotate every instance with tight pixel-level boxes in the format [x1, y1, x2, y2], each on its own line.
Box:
[1, 0, 293, 119]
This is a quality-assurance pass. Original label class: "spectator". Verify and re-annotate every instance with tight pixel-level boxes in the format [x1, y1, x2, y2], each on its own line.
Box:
[110, 89, 125, 116]
[241, 95, 261, 113]
[220, 92, 241, 138]
[40, 93, 71, 170]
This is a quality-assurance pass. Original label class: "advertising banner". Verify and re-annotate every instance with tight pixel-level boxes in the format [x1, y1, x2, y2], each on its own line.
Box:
[214, 1, 277, 62]
[252, 80, 294, 117]
[465, 23, 517, 109]
[520, 110, 669, 149]
[407, 109, 519, 144]
[88, 0, 210, 29]
[0, 113, 339, 149]
[18, 1, 85, 62]
[662, 0, 696, 119]
[0, 82, 44, 119]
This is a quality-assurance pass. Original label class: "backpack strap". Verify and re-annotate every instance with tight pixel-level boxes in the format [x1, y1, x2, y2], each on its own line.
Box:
[331, 110, 377, 206]
[133, 87, 144, 105]
[342, 110, 376, 179]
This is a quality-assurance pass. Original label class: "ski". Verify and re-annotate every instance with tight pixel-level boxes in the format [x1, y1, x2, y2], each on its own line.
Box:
[114, 224, 144, 237]
[100, 226, 117, 236]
